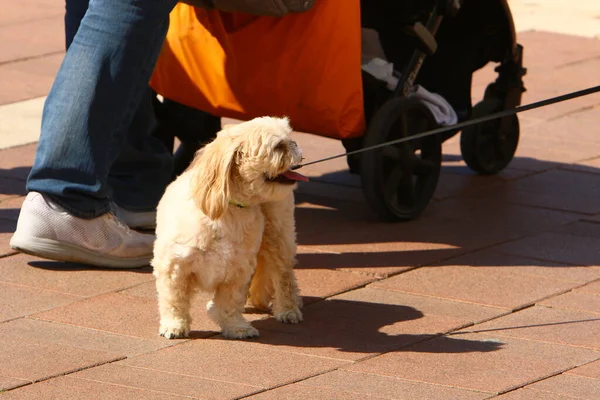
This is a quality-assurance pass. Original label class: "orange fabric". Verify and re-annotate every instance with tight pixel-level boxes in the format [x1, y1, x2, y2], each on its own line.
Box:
[150, 0, 365, 139]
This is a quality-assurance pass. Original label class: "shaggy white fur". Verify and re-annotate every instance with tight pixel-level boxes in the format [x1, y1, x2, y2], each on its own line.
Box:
[152, 117, 305, 339]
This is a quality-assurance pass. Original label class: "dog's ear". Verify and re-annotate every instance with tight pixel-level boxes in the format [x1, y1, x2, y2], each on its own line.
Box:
[191, 134, 239, 220]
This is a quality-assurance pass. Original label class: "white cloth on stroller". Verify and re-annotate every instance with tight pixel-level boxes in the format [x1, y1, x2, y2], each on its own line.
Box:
[361, 57, 458, 126]
[361, 28, 458, 127]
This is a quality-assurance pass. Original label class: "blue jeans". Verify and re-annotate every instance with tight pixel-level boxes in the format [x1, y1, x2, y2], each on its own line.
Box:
[27, 0, 177, 218]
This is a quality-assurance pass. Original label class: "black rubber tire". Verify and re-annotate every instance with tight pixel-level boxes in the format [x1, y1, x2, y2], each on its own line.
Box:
[460, 98, 520, 175]
[361, 97, 442, 222]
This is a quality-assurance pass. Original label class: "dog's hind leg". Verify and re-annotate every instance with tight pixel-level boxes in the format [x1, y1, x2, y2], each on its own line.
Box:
[155, 262, 197, 339]
[249, 259, 274, 311]
[251, 194, 303, 324]
[208, 270, 259, 339]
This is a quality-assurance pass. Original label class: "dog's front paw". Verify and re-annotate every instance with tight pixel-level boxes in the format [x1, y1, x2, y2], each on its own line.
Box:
[222, 325, 260, 339]
[159, 321, 190, 339]
[275, 307, 303, 324]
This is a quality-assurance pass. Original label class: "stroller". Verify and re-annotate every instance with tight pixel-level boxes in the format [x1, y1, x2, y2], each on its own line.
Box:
[151, 0, 526, 222]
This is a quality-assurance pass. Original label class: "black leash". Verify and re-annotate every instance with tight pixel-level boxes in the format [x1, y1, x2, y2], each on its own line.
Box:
[292, 85, 600, 170]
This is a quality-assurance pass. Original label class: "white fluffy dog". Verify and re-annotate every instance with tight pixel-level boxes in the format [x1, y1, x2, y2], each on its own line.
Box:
[152, 117, 306, 339]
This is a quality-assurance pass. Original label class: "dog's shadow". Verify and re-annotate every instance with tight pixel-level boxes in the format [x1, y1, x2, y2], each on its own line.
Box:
[203, 296, 503, 355]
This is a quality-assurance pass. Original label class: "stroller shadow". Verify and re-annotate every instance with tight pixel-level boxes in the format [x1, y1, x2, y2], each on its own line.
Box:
[292, 154, 600, 270]
[202, 296, 503, 356]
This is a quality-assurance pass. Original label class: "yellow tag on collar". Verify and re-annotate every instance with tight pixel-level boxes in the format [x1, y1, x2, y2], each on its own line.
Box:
[229, 200, 247, 208]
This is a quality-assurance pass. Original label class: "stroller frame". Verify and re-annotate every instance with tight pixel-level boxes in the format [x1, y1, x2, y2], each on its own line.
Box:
[350, 0, 526, 221]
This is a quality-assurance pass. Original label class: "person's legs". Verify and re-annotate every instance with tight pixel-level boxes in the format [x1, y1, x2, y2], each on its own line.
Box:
[108, 87, 174, 214]
[27, 0, 176, 219]
[12, 0, 177, 267]
[65, 0, 89, 49]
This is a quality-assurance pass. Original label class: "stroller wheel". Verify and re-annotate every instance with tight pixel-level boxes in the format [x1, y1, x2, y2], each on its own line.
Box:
[460, 98, 520, 175]
[361, 97, 442, 222]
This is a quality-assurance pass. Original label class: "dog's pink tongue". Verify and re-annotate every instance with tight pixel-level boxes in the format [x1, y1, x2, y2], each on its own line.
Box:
[282, 170, 309, 182]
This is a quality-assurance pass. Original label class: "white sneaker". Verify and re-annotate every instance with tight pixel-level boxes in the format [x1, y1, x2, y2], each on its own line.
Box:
[112, 203, 156, 230]
[10, 192, 155, 268]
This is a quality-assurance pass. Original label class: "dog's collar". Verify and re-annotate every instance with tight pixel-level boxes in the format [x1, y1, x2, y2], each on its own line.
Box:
[229, 200, 247, 208]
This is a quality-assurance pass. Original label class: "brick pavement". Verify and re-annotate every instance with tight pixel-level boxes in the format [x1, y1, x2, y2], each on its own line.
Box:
[1, 1, 599, 399]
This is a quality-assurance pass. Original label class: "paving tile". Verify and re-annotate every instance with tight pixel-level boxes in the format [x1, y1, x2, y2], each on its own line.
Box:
[296, 197, 577, 272]
[331, 287, 508, 321]
[0, 144, 35, 179]
[515, 56, 600, 120]
[464, 305, 600, 349]
[445, 250, 600, 284]
[0, 376, 190, 400]
[512, 5, 600, 38]
[0, 57, 60, 105]
[510, 31, 600, 70]
[446, 112, 600, 173]
[568, 360, 600, 379]
[0, 253, 154, 297]
[305, 370, 492, 400]
[0, 0, 63, 26]
[0, 318, 172, 357]
[494, 388, 581, 400]
[506, 138, 600, 173]
[246, 384, 374, 400]
[296, 246, 417, 278]
[554, 220, 600, 237]
[0, 176, 26, 196]
[69, 363, 262, 400]
[476, 169, 600, 215]
[524, 373, 600, 400]
[122, 338, 349, 389]
[344, 332, 600, 393]
[0, 97, 44, 148]
[461, 305, 600, 349]
[434, 167, 535, 201]
[249, 287, 504, 361]
[0, 17, 63, 64]
[292, 267, 375, 301]
[249, 370, 491, 400]
[527, 108, 600, 147]
[306, 170, 361, 189]
[0, 196, 23, 221]
[295, 201, 465, 274]
[296, 180, 364, 203]
[0, 281, 81, 322]
[419, 197, 579, 248]
[495, 223, 600, 266]
[0, 337, 122, 383]
[33, 291, 207, 340]
[370, 261, 578, 310]
[540, 291, 600, 315]
[0, 376, 29, 391]
[579, 281, 600, 295]
[0, 220, 18, 257]
[583, 214, 600, 223]
[563, 156, 600, 175]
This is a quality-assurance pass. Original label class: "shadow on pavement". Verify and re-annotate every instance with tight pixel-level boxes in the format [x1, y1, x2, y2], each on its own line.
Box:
[204, 296, 504, 355]
[27, 260, 153, 274]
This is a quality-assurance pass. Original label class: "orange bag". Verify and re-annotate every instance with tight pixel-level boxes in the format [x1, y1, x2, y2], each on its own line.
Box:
[150, 0, 365, 139]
